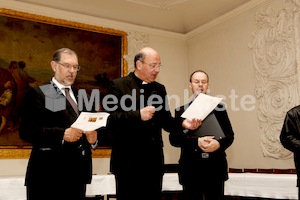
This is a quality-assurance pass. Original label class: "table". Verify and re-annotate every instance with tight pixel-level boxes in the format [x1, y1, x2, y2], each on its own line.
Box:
[0, 173, 298, 200]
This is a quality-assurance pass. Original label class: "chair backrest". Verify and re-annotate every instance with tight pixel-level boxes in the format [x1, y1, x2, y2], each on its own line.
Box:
[164, 164, 179, 173]
[228, 168, 243, 173]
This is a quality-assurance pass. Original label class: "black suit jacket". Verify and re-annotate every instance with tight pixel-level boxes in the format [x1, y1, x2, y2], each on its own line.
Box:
[106, 72, 182, 175]
[280, 105, 300, 186]
[169, 103, 234, 184]
[19, 81, 99, 186]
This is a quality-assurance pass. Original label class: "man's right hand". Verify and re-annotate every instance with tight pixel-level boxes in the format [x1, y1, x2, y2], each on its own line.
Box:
[182, 118, 202, 130]
[63, 127, 83, 142]
[140, 106, 155, 121]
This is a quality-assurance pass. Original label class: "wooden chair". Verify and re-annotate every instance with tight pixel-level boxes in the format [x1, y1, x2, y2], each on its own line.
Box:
[228, 168, 243, 173]
[106, 194, 116, 200]
[85, 195, 104, 200]
[273, 169, 292, 174]
[257, 168, 273, 173]
[290, 168, 297, 174]
[164, 164, 179, 173]
[243, 168, 257, 173]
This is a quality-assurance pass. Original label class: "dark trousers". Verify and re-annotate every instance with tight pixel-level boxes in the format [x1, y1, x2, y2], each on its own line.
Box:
[27, 183, 86, 200]
[183, 180, 224, 200]
[180, 159, 225, 200]
[114, 172, 163, 200]
[182, 178, 224, 200]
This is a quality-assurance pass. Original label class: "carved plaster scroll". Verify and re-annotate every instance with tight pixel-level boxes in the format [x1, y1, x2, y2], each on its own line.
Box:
[124, 31, 149, 73]
[250, 0, 300, 158]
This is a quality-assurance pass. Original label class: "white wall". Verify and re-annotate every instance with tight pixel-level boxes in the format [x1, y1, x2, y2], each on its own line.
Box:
[0, 0, 295, 177]
[148, 35, 188, 164]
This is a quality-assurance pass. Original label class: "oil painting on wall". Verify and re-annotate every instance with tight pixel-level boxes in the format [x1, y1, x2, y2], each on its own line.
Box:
[0, 8, 128, 158]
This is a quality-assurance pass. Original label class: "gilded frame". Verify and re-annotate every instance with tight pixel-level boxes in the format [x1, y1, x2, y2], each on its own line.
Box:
[0, 8, 128, 158]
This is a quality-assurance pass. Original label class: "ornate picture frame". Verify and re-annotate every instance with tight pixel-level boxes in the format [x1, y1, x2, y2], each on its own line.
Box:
[0, 8, 128, 158]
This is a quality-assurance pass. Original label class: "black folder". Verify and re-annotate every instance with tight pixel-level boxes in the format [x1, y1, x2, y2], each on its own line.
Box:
[191, 112, 225, 139]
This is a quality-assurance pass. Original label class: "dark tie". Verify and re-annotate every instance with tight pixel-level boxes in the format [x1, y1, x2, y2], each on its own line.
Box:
[64, 88, 79, 116]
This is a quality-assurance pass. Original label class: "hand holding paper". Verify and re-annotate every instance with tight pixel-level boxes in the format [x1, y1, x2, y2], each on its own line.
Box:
[181, 93, 223, 120]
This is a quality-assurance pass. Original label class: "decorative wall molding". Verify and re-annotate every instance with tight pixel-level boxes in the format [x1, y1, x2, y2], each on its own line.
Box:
[250, 0, 300, 159]
[125, 31, 149, 73]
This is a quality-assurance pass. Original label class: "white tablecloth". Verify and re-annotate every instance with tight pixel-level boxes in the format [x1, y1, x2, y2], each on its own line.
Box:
[0, 173, 298, 200]
[225, 173, 298, 199]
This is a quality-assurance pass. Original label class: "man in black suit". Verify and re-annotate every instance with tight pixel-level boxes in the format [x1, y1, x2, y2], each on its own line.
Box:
[105, 47, 201, 200]
[280, 106, 300, 200]
[19, 48, 100, 200]
[169, 70, 235, 200]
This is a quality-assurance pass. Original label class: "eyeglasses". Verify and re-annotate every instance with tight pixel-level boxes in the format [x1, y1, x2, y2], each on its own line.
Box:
[142, 62, 162, 69]
[56, 62, 81, 71]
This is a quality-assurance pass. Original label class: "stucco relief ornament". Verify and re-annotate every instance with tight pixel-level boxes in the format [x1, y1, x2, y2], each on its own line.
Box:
[126, 31, 149, 73]
[250, 0, 300, 158]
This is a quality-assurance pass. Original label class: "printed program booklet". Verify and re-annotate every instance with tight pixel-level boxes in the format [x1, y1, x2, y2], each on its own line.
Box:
[71, 112, 110, 131]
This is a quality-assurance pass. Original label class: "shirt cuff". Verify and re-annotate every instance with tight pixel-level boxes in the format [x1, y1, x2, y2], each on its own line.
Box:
[91, 140, 98, 150]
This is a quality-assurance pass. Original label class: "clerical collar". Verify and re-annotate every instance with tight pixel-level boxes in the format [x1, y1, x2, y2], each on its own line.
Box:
[132, 72, 148, 85]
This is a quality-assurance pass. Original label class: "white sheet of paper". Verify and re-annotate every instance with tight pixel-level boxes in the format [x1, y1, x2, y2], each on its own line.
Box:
[71, 112, 110, 131]
[181, 93, 223, 120]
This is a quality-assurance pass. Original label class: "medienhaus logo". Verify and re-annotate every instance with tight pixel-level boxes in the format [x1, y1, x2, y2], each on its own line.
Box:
[40, 84, 66, 112]
[39, 84, 102, 112]
[39, 85, 168, 112]
[40, 84, 257, 113]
